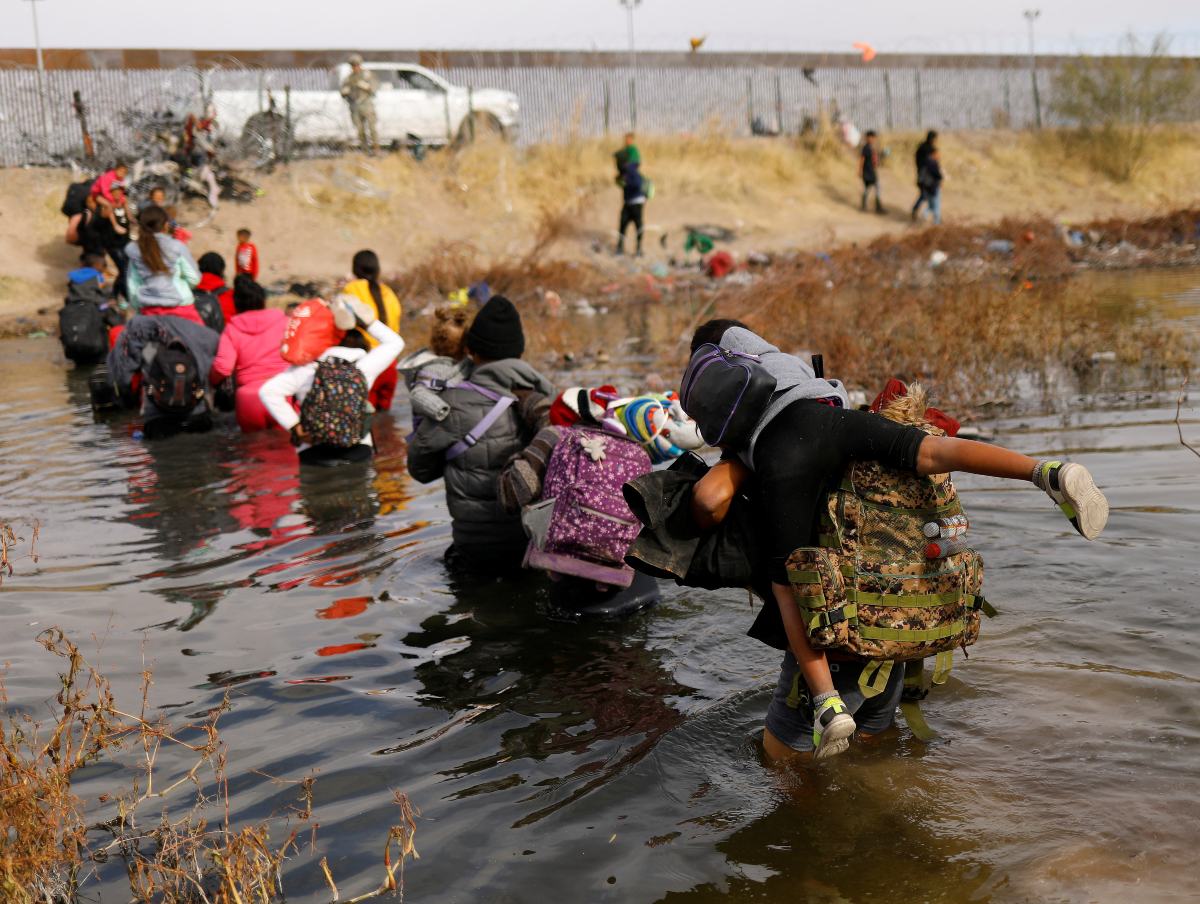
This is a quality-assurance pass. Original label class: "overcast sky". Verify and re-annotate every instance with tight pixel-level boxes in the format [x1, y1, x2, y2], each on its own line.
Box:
[3, 0, 1198, 56]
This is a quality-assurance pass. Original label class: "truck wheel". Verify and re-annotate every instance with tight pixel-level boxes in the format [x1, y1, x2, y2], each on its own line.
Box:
[240, 113, 292, 169]
[455, 112, 504, 147]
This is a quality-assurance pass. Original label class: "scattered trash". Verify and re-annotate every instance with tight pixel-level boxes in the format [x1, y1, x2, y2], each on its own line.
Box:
[929, 250, 948, 267]
[543, 290, 563, 315]
[746, 251, 772, 266]
[724, 271, 755, 286]
[1021, 229, 1036, 243]
[131, 429, 144, 441]
[650, 262, 670, 279]
[573, 298, 598, 317]
[847, 389, 869, 409]
[1090, 350, 1118, 363]
[26, 330, 48, 339]
[1065, 230, 1087, 248]
[706, 251, 735, 279]
[985, 239, 1014, 255]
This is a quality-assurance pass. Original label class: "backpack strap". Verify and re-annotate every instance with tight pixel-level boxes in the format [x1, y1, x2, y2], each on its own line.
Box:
[445, 381, 515, 461]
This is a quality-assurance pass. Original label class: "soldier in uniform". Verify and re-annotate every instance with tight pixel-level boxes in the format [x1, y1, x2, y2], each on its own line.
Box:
[340, 53, 379, 155]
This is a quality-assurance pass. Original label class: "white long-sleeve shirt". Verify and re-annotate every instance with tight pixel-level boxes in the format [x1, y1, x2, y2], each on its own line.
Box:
[259, 320, 405, 450]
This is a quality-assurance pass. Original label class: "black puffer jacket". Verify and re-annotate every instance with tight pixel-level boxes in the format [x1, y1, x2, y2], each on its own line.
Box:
[407, 359, 555, 555]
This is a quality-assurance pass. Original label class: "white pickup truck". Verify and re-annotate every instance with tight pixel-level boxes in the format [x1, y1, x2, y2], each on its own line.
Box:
[210, 62, 519, 156]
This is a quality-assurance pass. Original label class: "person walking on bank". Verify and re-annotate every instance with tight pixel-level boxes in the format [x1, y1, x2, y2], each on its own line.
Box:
[340, 54, 379, 156]
[915, 148, 945, 225]
[616, 158, 648, 256]
[911, 130, 938, 222]
[859, 130, 884, 214]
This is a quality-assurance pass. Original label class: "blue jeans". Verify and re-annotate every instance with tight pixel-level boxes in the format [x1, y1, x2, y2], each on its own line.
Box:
[927, 188, 942, 224]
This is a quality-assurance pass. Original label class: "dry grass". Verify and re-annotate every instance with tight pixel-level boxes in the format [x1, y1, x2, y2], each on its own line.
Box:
[0, 629, 419, 903]
[0, 518, 39, 585]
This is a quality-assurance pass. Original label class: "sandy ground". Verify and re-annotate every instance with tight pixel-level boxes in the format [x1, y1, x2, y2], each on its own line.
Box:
[4, 128, 1199, 330]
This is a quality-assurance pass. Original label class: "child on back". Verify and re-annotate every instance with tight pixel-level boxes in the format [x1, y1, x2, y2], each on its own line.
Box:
[67, 252, 108, 300]
[235, 229, 259, 280]
[398, 304, 472, 424]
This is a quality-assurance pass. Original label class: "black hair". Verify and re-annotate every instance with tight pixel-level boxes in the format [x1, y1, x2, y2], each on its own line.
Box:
[197, 251, 226, 277]
[232, 274, 266, 312]
[237, 227, 251, 238]
[339, 329, 369, 351]
[865, 130, 877, 138]
[690, 318, 749, 355]
[926, 130, 938, 142]
[351, 249, 385, 317]
[82, 252, 106, 269]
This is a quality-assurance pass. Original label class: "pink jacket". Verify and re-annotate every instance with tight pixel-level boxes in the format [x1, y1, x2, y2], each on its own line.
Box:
[211, 308, 288, 388]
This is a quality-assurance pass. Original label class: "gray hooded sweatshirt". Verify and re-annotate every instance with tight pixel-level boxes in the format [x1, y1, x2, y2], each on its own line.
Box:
[718, 326, 848, 467]
[407, 358, 556, 554]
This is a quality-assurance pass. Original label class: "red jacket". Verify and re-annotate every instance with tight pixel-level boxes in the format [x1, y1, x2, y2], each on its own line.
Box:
[235, 242, 259, 280]
[196, 272, 236, 322]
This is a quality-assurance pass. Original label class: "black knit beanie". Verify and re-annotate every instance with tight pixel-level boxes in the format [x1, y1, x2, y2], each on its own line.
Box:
[466, 295, 525, 360]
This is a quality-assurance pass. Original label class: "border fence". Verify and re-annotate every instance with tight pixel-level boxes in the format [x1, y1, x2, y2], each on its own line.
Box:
[0, 48, 1196, 167]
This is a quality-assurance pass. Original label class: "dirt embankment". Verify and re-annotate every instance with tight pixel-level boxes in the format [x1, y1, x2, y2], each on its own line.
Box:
[3, 128, 1200, 336]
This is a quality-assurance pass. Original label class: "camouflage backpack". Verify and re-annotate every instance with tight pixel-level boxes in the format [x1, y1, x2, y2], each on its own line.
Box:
[785, 395, 995, 739]
[299, 356, 370, 448]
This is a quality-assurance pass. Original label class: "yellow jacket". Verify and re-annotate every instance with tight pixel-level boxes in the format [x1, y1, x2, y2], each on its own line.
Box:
[343, 278, 402, 348]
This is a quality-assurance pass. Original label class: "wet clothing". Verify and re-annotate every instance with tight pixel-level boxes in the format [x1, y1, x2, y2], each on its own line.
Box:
[68, 266, 105, 286]
[407, 358, 555, 558]
[210, 308, 289, 432]
[766, 652, 905, 752]
[259, 319, 405, 457]
[125, 233, 200, 311]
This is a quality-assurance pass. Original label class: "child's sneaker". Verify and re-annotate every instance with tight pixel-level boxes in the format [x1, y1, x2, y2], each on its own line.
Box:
[812, 692, 856, 760]
[1033, 460, 1109, 540]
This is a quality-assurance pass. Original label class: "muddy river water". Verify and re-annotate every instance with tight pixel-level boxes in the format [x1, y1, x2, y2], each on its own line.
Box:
[2, 267, 1199, 902]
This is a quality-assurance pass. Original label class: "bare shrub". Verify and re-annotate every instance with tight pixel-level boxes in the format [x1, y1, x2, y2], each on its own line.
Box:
[1051, 34, 1198, 181]
[0, 629, 419, 903]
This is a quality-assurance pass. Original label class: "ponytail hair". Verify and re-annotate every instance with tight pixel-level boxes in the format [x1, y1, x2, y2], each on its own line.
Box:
[351, 249, 384, 316]
[136, 205, 170, 274]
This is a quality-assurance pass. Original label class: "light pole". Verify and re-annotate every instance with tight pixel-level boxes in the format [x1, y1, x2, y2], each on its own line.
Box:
[1023, 9, 1042, 129]
[619, 0, 642, 128]
[23, 0, 51, 155]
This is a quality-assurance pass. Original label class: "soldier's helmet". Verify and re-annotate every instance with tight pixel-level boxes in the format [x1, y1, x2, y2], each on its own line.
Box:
[348, 53, 364, 66]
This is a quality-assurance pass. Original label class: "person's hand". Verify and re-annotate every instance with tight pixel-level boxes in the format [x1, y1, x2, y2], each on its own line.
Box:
[341, 295, 377, 327]
[289, 424, 309, 446]
[329, 296, 357, 331]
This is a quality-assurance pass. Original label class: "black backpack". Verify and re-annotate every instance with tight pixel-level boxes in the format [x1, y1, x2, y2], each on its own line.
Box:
[192, 290, 226, 333]
[61, 180, 93, 218]
[144, 338, 205, 416]
[678, 343, 778, 448]
[59, 298, 107, 364]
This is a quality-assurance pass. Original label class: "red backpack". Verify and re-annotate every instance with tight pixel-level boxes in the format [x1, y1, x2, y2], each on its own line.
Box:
[281, 299, 343, 365]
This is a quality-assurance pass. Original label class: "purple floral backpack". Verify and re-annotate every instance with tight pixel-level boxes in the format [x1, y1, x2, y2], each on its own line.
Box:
[523, 426, 651, 587]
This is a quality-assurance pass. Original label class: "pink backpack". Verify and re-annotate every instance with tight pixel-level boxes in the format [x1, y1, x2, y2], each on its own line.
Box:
[523, 426, 651, 587]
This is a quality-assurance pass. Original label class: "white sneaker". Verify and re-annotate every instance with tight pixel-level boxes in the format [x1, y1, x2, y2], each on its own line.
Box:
[1034, 460, 1109, 540]
[812, 694, 856, 760]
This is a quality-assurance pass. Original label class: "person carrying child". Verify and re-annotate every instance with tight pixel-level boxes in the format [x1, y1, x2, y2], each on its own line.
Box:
[259, 295, 405, 466]
[210, 276, 288, 433]
[396, 304, 473, 427]
[407, 296, 555, 572]
[341, 249, 403, 410]
[677, 320, 1109, 761]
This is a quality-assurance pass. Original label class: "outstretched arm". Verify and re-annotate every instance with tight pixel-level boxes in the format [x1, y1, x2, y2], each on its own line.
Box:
[691, 457, 751, 529]
[915, 435, 1036, 482]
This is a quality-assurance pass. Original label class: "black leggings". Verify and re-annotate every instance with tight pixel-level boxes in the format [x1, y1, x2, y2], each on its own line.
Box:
[618, 202, 644, 251]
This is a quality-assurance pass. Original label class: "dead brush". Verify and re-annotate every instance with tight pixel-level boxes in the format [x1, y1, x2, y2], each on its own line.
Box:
[0, 629, 420, 903]
[0, 518, 40, 586]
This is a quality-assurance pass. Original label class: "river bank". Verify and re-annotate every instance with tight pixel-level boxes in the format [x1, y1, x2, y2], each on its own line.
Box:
[3, 127, 1200, 336]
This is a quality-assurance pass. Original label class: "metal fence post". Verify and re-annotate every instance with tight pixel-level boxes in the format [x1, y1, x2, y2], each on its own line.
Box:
[603, 81, 611, 135]
[746, 75, 754, 133]
[884, 72, 894, 130]
[283, 85, 292, 163]
[257, 70, 264, 113]
[629, 77, 637, 129]
[774, 72, 783, 134]
[468, 85, 475, 142]
[443, 90, 452, 144]
[915, 70, 923, 126]
[1003, 76, 1011, 126]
